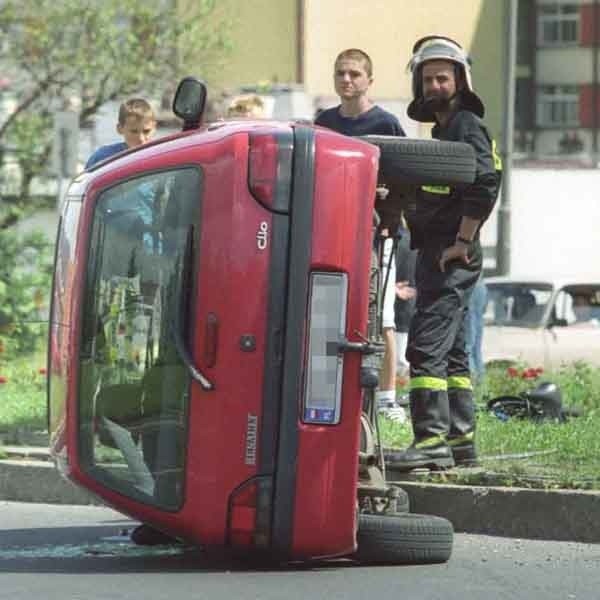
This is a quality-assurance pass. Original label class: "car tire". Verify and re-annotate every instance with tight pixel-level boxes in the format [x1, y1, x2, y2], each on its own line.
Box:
[353, 512, 454, 565]
[360, 136, 476, 186]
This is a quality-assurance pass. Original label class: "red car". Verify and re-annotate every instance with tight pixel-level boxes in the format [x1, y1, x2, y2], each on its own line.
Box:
[48, 78, 473, 564]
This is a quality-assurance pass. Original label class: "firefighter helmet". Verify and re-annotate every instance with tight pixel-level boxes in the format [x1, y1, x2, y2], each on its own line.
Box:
[406, 35, 485, 122]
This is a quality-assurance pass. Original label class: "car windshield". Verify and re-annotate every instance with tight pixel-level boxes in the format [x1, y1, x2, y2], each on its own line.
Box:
[485, 282, 553, 327]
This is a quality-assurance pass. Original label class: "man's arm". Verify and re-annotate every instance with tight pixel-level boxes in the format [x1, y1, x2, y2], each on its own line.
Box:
[439, 118, 501, 272]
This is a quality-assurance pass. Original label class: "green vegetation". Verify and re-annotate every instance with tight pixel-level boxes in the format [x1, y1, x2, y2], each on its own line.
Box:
[382, 363, 600, 490]
[0, 0, 232, 205]
[2, 348, 600, 490]
[0, 229, 53, 359]
[0, 351, 48, 433]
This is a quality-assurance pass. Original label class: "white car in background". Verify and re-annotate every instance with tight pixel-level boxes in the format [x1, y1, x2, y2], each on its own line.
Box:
[482, 277, 600, 369]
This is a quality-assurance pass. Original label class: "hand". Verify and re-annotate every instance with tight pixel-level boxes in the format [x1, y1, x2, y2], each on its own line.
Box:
[439, 242, 470, 272]
[375, 185, 389, 200]
[396, 281, 416, 300]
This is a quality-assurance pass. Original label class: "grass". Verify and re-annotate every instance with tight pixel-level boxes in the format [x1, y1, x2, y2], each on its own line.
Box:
[381, 363, 600, 490]
[0, 352, 48, 433]
[3, 350, 600, 490]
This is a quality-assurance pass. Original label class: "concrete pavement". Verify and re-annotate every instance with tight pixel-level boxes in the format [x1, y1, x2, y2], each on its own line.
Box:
[1, 446, 600, 544]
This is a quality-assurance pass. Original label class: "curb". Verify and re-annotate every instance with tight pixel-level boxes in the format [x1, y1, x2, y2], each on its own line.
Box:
[0, 459, 102, 506]
[2, 455, 600, 544]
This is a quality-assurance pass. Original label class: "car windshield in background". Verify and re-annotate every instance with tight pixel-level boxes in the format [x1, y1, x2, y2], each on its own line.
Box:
[486, 282, 553, 327]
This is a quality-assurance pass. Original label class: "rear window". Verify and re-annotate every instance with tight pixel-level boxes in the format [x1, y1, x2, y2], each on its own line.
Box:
[77, 167, 202, 510]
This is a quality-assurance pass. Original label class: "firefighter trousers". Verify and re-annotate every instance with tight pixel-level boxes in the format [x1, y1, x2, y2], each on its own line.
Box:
[406, 243, 481, 445]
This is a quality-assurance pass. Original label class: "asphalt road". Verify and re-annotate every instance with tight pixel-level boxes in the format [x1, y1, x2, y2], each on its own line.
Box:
[0, 502, 598, 600]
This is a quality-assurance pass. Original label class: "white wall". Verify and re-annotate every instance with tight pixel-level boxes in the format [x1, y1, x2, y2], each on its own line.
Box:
[481, 168, 600, 279]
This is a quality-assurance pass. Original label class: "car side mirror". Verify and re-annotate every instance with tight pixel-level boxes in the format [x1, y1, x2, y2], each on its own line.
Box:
[173, 77, 207, 131]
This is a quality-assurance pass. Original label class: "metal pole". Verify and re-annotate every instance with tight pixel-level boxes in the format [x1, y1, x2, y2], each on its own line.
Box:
[496, 0, 518, 275]
[592, 0, 599, 165]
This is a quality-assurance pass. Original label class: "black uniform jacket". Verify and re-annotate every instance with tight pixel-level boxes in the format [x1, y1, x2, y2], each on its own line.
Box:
[407, 109, 502, 251]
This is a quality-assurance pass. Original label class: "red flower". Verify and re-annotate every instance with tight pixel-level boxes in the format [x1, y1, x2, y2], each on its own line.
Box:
[0, 376, 7, 384]
[38, 368, 47, 375]
[507, 367, 519, 377]
[522, 368, 539, 379]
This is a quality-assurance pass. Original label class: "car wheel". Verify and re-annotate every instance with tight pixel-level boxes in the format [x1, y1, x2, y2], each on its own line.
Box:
[353, 512, 453, 565]
[360, 136, 476, 186]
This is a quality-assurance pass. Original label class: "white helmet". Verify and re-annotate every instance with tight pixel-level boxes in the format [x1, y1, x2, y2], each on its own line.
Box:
[406, 35, 484, 122]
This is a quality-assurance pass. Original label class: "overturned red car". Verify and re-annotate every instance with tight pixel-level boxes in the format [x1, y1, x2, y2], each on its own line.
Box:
[48, 78, 474, 564]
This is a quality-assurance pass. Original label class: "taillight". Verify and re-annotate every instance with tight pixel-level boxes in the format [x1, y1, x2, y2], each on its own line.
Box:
[248, 131, 292, 212]
[228, 476, 273, 549]
[303, 272, 348, 425]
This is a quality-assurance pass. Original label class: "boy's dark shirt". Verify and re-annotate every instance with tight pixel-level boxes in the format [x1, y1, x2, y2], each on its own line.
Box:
[315, 105, 405, 137]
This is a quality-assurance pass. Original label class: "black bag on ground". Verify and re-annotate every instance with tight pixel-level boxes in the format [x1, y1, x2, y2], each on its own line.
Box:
[487, 381, 581, 423]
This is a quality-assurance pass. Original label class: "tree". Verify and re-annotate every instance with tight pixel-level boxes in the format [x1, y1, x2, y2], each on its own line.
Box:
[0, 0, 232, 215]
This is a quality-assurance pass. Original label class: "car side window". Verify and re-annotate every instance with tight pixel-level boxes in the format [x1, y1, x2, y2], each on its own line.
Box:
[487, 284, 552, 327]
[554, 288, 600, 327]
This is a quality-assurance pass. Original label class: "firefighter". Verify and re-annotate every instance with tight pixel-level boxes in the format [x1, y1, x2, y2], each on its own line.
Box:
[387, 35, 502, 470]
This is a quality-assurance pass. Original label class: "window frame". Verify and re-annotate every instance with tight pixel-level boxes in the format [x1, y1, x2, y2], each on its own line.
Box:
[536, 84, 580, 127]
[537, 3, 580, 47]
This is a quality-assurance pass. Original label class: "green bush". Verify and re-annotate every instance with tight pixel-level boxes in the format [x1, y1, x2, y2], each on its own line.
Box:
[0, 229, 53, 360]
[0, 353, 47, 431]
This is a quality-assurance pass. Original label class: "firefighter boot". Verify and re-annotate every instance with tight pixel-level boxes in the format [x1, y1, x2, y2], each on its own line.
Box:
[385, 388, 454, 471]
[448, 385, 478, 467]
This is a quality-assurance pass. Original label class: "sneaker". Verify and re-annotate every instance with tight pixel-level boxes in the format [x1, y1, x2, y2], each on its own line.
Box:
[377, 400, 408, 423]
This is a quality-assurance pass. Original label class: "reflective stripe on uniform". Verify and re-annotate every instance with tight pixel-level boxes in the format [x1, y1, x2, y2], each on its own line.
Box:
[421, 184, 451, 195]
[447, 432, 475, 446]
[492, 139, 503, 171]
[447, 375, 472, 390]
[414, 435, 447, 449]
[410, 376, 447, 391]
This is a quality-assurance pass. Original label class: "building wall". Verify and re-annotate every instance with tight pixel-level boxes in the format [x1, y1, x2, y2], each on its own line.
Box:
[481, 167, 600, 279]
[303, 0, 507, 140]
[517, 0, 600, 158]
[537, 48, 596, 83]
[198, 0, 298, 90]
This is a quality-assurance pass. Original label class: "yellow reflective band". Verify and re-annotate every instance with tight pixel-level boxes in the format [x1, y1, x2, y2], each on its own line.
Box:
[410, 376, 447, 391]
[447, 433, 475, 446]
[447, 376, 472, 390]
[492, 139, 503, 171]
[421, 185, 451, 195]
[414, 435, 447, 449]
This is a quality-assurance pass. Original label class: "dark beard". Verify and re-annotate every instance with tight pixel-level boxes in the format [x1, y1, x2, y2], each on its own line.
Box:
[423, 95, 452, 113]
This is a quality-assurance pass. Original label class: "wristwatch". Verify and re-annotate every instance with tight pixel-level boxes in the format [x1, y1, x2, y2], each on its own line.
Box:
[456, 236, 472, 245]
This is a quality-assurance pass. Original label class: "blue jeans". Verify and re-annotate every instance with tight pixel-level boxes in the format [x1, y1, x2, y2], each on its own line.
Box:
[465, 278, 488, 380]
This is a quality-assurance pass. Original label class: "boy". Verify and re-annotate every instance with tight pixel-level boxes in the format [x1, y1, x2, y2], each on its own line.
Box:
[226, 94, 265, 118]
[85, 98, 156, 169]
[315, 48, 408, 422]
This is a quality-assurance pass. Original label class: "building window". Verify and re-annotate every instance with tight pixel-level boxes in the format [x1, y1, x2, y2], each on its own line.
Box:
[536, 85, 579, 126]
[537, 3, 579, 46]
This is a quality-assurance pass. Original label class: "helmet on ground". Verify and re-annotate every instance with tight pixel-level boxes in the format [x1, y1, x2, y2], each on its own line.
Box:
[406, 35, 484, 122]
